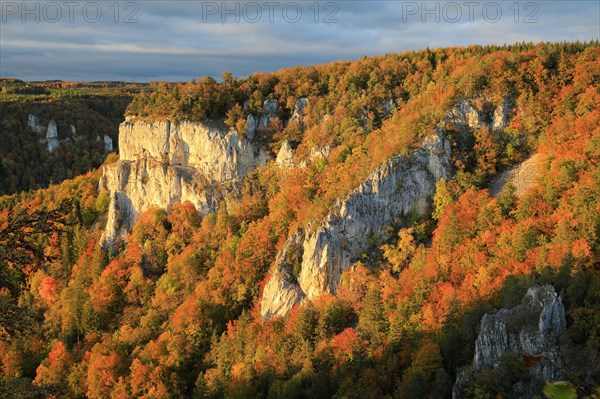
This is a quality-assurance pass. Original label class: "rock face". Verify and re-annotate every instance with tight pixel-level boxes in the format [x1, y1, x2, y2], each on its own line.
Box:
[444, 97, 514, 132]
[246, 114, 257, 140]
[489, 153, 541, 198]
[103, 135, 114, 152]
[28, 114, 43, 133]
[261, 129, 452, 319]
[261, 97, 514, 320]
[30, 113, 111, 154]
[245, 99, 280, 139]
[100, 119, 268, 246]
[290, 98, 309, 123]
[309, 145, 331, 162]
[453, 285, 566, 398]
[276, 140, 295, 169]
[117, 120, 266, 182]
[44, 120, 60, 153]
[475, 285, 566, 370]
[381, 99, 396, 117]
[260, 230, 307, 320]
[259, 99, 278, 128]
[445, 100, 483, 130]
[492, 97, 514, 131]
[29, 114, 60, 153]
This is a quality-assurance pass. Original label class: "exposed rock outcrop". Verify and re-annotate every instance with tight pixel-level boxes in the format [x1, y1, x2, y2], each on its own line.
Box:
[445, 99, 483, 130]
[297, 145, 331, 168]
[44, 120, 60, 153]
[492, 97, 514, 131]
[117, 120, 266, 182]
[453, 285, 566, 398]
[260, 230, 307, 320]
[246, 114, 257, 140]
[276, 140, 294, 169]
[30, 113, 109, 154]
[298, 131, 451, 300]
[259, 99, 278, 128]
[28, 114, 43, 133]
[261, 98, 514, 320]
[489, 153, 541, 198]
[445, 97, 514, 133]
[98, 135, 114, 151]
[103, 135, 114, 152]
[261, 129, 452, 319]
[30, 114, 60, 153]
[101, 119, 268, 246]
[309, 145, 331, 162]
[290, 97, 309, 123]
[245, 99, 280, 139]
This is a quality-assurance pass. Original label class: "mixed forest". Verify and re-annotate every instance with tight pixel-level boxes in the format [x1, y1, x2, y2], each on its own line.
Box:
[0, 80, 148, 195]
[0, 42, 599, 398]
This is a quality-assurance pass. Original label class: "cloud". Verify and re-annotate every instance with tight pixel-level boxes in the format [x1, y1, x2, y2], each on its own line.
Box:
[1, 0, 598, 81]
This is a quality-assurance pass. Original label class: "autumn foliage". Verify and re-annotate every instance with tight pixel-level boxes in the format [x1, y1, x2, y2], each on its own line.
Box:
[0, 42, 599, 398]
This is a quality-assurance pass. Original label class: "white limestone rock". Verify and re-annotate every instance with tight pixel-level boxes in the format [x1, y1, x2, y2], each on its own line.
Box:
[261, 129, 452, 320]
[290, 97, 309, 123]
[118, 119, 268, 182]
[28, 114, 43, 133]
[100, 158, 224, 244]
[259, 99, 278, 128]
[261, 98, 513, 320]
[474, 285, 566, 370]
[101, 119, 269, 246]
[276, 140, 294, 169]
[260, 230, 306, 320]
[103, 135, 114, 152]
[298, 145, 332, 168]
[31, 114, 60, 152]
[45, 120, 60, 153]
[246, 114, 257, 140]
[309, 145, 331, 161]
[445, 99, 483, 130]
[445, 97, 513, 132]
[492, 97, 514, 131]
[454, 285, 566, 399]
[297, 130, 451, 300]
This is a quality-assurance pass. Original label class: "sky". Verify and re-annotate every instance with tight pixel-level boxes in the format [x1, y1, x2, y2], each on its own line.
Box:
[0, 0, 598, 82]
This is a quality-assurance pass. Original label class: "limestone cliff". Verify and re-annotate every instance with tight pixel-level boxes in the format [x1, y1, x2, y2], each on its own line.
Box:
[118, 120, 266, 182]
[276, 140, 295, 169]
[44, 120, 60, 153]
[453, 285, 566, 398]
[260, 97, 513, 320]
[29, 113, 79, 153]
[260, 230, 307, 320]
[101, 119, 268, 245]
[261, 129, 452, 319]
[444, 97, 514, 132]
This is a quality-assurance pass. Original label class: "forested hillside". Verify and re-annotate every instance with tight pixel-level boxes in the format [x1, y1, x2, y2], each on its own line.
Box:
[0, 42, 598, 399]
[0, 81, 148, 195]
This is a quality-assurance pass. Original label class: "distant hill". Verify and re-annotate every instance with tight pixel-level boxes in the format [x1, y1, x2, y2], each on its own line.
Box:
[0, 81, 150, 195]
